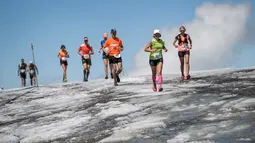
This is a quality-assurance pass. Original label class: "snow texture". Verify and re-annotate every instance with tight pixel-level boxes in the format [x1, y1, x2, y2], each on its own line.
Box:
[0, 68, 255, 143]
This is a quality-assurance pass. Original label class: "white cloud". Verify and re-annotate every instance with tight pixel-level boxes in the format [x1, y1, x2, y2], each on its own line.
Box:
[131, 2, 251, 76]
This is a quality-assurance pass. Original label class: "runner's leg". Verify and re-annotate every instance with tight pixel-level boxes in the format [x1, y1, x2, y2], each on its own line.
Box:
[61, 64, 66, 81]
[178, 52, 185, 79]
[83, 62, 88, 81]
[184, 52, 190, 78]
[157, 61, 163, 91]
[112, 63, 117, 85]
[104, 59, 108, 79]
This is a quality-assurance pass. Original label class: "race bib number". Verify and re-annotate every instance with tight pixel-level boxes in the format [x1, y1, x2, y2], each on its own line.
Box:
[153, 53, 161, 59]
[20, 69, 25, 73]
[114, 54, 121, 58]
[181, 45, 187, 50]
[83, 54, 90, 59]
[30, 70, 34, 74]
[61, 57, 67, 61]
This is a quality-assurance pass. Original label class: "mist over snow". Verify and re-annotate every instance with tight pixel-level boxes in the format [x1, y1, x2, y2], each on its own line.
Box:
[132, 2, 251, 76]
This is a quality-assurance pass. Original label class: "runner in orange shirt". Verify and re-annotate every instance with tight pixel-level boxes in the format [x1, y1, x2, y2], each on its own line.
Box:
[58, 45, 69, 82]
[78, 37, 94, 82]
[103, 29, 124, 86]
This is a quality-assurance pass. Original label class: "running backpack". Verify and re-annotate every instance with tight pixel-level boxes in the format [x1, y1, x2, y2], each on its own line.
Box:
[177, 34, 189, 45]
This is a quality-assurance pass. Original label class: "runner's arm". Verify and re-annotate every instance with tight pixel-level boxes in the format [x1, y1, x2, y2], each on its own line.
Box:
[188, 36, 192, 48]
[162, 45, 168, 52]
[57, 51, 61, 58]
[77, 47, 82, 56]
[144, 41, 154, 52]
[90, 46, 94, 54]
[99, 41, 103, 51]
[102, 41, 109, 53]
[66, 50, 70, 58]
[173, 39, 178, 48]
[99, 45, 103, 51]
[35, 65, 39, 75]
[120, 40, 124, 51]
[26, 64, 29, 73]
[17, 65, 20, 76]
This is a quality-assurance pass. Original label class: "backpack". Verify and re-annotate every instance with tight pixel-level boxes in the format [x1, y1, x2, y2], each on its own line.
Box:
[177, 34, 189, 45]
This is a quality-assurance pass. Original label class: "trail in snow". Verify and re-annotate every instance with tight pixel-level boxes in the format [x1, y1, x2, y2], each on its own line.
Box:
[0, 68, 255, 143]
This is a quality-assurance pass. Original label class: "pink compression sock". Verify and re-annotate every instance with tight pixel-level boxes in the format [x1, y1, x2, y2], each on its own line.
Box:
[158, 75, 162, 89]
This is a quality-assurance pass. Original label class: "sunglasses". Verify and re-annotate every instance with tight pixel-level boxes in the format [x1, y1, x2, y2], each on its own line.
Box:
[154, 33, 161, 37]
[180, 30, 185, 32]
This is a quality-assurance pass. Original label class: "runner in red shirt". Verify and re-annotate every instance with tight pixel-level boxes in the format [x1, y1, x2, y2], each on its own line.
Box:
[78, 37, 94, 82]
[173, 26, 193, 80]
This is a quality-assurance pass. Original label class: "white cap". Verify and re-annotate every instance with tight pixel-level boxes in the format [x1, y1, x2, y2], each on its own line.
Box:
[153, 29, 160, 34]
[30, 61, 33, 64]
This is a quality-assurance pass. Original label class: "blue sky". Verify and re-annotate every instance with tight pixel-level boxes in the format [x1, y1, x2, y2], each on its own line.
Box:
[0, 0, 254, 89]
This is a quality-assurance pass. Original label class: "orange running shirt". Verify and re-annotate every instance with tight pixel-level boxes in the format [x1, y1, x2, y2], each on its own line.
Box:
[78, 44, 93, 59]
[104, 37, 123, 56]
[58, 49, 68, 57]
[58, 49, 68, 62]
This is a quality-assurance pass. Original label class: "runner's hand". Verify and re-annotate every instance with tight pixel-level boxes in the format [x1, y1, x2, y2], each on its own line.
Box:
[175, 45, 178, 48]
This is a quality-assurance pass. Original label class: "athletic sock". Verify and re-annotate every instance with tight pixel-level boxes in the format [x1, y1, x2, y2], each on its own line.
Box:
[158, 75, 162, 89]
[152, 75, 156, 86]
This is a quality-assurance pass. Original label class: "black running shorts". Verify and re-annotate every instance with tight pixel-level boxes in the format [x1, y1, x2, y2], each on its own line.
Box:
[178, 51, 190, 57]
[109, 56, 122, 64]
[102, 52, 109, 59]
[20, 73, 26, 79]
[60, 61, 68, 66]
[82, 59, 92, 66]
[149, 58, 163, 66]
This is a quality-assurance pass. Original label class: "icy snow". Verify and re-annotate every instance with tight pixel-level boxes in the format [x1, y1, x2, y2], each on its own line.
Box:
[0, 68, 255, 143]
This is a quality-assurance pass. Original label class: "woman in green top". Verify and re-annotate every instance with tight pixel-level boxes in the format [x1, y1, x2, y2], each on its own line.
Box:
[144, 29, 168, 92]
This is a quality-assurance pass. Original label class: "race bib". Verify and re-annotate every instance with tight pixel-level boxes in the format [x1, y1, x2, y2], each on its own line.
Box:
[153, 53, 161, 59]
[104, 47, 109, 54]
[20, 69, 25, 73]
[114, 54, 121, 58]
[83, 54, 90, 59]
[30, 70, 34, 74]
[181, 45, 187, 50]
[61, 57, 67, 61]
